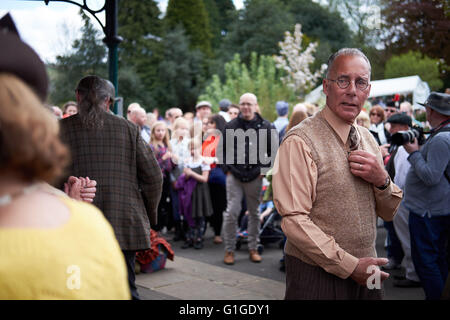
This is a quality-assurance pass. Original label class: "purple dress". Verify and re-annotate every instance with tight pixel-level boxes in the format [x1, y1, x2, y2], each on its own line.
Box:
[150, 144, 173, 178]
[175, 174, 197, 228]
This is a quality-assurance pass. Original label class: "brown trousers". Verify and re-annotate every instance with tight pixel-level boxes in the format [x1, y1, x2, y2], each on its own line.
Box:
[285, 254, 383, 300]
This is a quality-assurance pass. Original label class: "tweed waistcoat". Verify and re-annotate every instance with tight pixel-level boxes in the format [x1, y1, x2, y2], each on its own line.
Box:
[283, 111, 381, 266]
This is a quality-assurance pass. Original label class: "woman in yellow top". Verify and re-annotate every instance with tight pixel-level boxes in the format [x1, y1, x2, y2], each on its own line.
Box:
[0, 72, 130, 299]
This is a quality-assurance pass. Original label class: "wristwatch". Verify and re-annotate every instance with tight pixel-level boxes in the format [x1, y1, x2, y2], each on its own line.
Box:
[376, 176, 390, 190]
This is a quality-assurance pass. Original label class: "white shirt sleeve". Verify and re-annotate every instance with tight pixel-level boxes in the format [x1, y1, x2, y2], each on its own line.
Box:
[393, 146, 411, 190]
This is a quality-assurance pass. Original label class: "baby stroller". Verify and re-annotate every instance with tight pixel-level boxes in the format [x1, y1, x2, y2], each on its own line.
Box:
[235, 209, 285, 254]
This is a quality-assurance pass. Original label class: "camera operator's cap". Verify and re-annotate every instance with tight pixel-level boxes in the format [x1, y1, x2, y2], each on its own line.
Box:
[275, 101, 289, 116]
[195, 100, 212, 109]
[387, 113, 412, 127]
[418, 92, 450, 116]
[0, 13, 48, 102]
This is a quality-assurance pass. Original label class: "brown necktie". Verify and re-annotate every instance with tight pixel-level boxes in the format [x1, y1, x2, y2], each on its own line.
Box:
[348, 125, 360, 151]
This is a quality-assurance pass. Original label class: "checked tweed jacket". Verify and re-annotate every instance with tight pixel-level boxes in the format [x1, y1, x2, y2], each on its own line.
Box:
[59, 111, 163, 251]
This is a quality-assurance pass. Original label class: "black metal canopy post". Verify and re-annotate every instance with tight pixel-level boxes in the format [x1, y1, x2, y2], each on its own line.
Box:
[104, 0, 122, 115]
[27, 0, 122, 114]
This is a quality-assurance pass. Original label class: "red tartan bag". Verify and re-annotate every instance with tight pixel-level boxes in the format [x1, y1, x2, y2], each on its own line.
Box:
[136, 230, 174, 273]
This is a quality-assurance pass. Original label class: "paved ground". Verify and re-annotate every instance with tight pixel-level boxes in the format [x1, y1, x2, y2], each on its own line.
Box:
[135, 220, 425, 300]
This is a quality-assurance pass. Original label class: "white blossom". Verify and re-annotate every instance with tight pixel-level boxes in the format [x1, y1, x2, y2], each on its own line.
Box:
[273, 24, 327, 96]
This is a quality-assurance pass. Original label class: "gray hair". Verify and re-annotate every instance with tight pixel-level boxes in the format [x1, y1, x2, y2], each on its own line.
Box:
[76, 75, 110, 129]
[104, 79, 116, 103]
[326, 48, 371, 79]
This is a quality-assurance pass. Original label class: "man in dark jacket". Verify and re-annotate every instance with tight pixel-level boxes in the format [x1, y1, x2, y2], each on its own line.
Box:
[59, 75, 163, 300]
[219, 92, 278, 265]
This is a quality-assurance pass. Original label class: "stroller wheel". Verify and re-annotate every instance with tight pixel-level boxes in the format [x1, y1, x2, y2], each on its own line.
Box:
[257, 244, 264, 255]
[235, 240, 241, 251]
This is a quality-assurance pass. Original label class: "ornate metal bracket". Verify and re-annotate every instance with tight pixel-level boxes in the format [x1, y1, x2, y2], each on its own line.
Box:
[43, 0, 106, 34]
[24, 0, 122, 114]
[27, 0, 122, 45]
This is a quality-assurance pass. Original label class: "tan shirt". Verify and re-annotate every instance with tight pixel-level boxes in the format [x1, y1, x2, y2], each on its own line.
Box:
[273, 106, 403, 279]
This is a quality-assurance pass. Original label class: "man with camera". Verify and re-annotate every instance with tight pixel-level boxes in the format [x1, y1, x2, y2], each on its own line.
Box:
[383, 113, 421, 287]
[403, 92, 450, 300]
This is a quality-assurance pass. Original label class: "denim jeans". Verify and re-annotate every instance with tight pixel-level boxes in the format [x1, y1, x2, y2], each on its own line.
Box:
[409, 212, 450, 300]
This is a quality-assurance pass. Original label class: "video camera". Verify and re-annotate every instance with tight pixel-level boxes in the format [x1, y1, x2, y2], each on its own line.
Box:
[391, 126, 426, 146]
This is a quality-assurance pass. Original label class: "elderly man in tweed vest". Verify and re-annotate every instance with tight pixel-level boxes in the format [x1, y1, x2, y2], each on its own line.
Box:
[59, 76, 163, 300]
[273, 48, 403, 300]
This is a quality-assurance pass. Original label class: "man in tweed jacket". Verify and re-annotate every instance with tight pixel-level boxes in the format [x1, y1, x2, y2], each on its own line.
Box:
[59, 75, 163, 300]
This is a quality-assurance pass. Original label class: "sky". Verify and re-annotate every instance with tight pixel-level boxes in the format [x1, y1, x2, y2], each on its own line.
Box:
[0, 0, 244, 64]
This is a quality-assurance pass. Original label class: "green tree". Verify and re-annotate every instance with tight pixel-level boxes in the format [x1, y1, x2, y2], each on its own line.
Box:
[214, 0, 236, 35]
[118, 0, 164, 107]
[154, 26, 207, 112]
[364, 46, 389, 81]
[221, 0, 293, 65]
[50, 9, 155, 111]
[199, 53, 296, 121]
[384, 51, 444, 91]
[49, 10, 107, 105]
[117, 65, 154, 112]
[205, 0, 236, 52]
[165, 0, 213, 57]
[203, 0, 221, 51]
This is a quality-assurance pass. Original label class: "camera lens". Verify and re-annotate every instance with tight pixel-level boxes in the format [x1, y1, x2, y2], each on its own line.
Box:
[391, 130, 414, 146]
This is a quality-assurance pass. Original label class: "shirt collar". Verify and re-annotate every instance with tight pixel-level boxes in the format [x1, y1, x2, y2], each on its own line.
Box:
[322, 105, 355, 144]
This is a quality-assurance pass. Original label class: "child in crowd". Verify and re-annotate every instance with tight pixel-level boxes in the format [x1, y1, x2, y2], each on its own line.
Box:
[150, 121, 174, 232]
[170, 117, 191, 169]
[169, 117, 191, 241]
[62, 101, 78, 118]
[175, 138, 213, 249]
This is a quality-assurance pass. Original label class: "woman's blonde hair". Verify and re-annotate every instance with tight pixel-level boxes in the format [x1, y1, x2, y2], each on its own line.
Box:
[0, 73, 69, 183]
[356, 110, 371, 129]
[150, 121, 171, 151]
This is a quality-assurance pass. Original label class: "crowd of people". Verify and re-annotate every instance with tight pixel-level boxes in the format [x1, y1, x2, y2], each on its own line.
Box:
[1, 13, 449, 301]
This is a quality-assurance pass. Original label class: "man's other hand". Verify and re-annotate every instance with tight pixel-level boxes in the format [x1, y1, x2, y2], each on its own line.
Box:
[350, 257, 390, 286]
